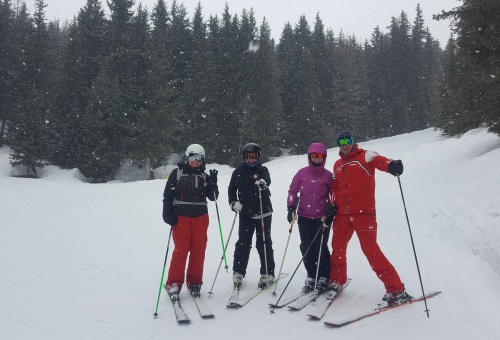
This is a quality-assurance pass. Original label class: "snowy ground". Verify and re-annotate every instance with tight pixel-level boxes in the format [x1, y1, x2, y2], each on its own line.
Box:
[1, 127, 499, 339]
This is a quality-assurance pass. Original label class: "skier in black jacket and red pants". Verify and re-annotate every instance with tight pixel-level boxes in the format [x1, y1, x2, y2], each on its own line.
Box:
[163, 144, 218, 299]
[228, 143, 275, 289]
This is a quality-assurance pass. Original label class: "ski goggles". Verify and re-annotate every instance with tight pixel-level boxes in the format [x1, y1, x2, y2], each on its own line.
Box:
[337, 137, 353, 147]
[309, 153, 325, 159]
[245, 152, 259, 160]
[188, 153, 204, 161]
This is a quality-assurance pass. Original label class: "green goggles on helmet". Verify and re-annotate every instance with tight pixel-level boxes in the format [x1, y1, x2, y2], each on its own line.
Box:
[337, 137, 353, 147]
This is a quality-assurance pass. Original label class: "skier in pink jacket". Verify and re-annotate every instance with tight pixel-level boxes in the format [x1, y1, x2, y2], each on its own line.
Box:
[287, 142, 333, 294]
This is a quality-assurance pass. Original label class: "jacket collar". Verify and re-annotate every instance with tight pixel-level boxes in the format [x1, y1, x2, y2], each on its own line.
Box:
[339, 144, 362, 161]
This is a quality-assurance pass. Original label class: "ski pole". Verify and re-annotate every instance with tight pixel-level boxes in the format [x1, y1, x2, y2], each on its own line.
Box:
[272, 210, 297, 296]
[270, 223, 323, 314]
[153, 227, 173, 319]
[397, 176, 430, 317]
[214, 197, 228, 273]
[258, 185, 269, 280]
[313, 220, 328, 294]
[208, 212, 238, 296]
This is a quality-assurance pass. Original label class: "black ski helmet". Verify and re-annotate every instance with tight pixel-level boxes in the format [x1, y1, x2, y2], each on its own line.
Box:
[336, 130, 352, 140]
[241, 143, 261, 161]
[336, 130, 355, 146]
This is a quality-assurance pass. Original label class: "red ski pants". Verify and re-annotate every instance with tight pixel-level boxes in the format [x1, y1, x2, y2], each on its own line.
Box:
[329, 213, 403, 293]
[166, 214, 209, 289]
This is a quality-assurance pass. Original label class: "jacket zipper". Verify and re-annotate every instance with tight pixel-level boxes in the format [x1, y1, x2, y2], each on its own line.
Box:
[343, 156, 349, 214]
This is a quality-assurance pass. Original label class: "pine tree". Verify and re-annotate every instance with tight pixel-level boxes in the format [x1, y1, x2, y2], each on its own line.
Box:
[365, 26, 391, 138]
[235, 8, 259, 148]
[168, 0, 192, 92]
[139, 0, 180, 169]
[291, 16, 322, 154]
[0, 0, 15, 144]
[434, 0, 500, 136]
[5, 1, 31, 144]
[44, 20, 67, 165]
[276, 22, 296, 150]
[78, 64, 127, 182]
[183, 3, 219, 163]
[126, 3, 153, 166]
[332, 33, 369, 140]
[386, 12, 412, 135]
[422, 29, 442, 127]
[311, 13, 334, 144]
[163, 0, 195, 155]
[204, 5, 242, 165]
[277, 16, 323, 154]
[254, 18, 283, 157]
[78, 0, 138, 181]
[238, 15, 282, 160]
[407, 4, 429, 131]
[323, 29, 340, 142]
[50, 0, 107, 169]
[433, 36, 466, 133]
[9, 0, 51, 177]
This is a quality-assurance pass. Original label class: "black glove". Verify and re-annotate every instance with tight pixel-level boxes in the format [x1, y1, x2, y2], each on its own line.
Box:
[324, 215, 334, 227]
[209, 169, 218, 185]
[287, 205, 296, 223]
[388, 160, 404, 176]
[163, 214, 177, 227]
[323, 204, 337, 227]
[324, 204, 337, 218]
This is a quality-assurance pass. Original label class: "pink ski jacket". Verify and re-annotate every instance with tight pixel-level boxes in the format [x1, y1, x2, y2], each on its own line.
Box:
[287, 143, 333, 219]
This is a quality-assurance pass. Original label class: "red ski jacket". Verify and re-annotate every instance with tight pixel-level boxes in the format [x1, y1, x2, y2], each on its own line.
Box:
[332, 146, 392, 215]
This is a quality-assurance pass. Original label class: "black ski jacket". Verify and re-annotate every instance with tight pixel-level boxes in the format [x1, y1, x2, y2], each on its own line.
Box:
[228, 163, 272, 218]
[163, 163, 218, 219]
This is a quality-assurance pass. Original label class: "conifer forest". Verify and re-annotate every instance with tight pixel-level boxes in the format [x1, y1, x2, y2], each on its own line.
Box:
[0, 0, 498, 182]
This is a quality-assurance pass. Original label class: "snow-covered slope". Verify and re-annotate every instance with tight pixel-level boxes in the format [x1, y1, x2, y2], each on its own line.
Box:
[1, 128, 499, 339]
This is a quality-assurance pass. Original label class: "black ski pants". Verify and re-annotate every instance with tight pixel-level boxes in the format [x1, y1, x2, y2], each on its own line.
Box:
[298, 216, 331, 280]
[233, 215, 275, 277]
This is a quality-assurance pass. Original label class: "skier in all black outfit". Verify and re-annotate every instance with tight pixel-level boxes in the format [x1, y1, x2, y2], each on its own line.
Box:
[228, 143, 275, 289]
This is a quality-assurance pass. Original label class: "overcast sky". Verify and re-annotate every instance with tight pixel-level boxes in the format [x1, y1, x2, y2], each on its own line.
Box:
[22, 0, 460, 46]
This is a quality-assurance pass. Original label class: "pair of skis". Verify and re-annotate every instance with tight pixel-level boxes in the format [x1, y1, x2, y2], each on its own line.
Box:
[270, 280, 442, 327]
[324, 291, 442, 327]
[163, 284, 214, 324]
[227, 273, 289, 308]
[269, 279, 350, 319]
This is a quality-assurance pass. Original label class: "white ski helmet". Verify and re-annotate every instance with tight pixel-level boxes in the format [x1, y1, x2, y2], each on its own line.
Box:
[185, 144, 205, 158]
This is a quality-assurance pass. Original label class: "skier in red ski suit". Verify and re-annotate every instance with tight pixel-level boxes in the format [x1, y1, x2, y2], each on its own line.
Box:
[326, 130, 412, 304]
